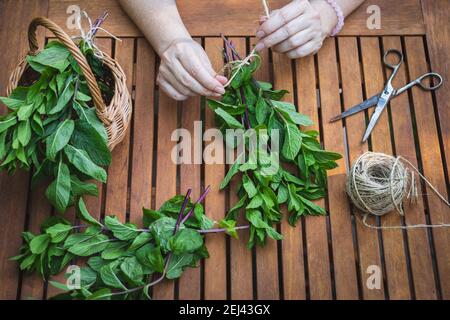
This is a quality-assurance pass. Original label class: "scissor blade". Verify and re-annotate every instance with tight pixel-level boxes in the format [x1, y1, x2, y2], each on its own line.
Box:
[362, 104, 386, 142]
[329, 94, 380, 122]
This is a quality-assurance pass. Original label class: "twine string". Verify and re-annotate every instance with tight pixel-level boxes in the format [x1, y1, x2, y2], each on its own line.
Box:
[72, 11, 121, 59]
[347, 152, 450, 230]
[222, 0, 270, 88]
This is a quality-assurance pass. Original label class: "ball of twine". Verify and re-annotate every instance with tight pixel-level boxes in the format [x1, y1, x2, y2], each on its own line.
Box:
[346, 152, 450, 230]
[346, 152, 413, 216]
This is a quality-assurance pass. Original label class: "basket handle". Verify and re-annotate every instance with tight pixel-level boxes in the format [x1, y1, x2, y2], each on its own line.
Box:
[28, 17, 106, 114]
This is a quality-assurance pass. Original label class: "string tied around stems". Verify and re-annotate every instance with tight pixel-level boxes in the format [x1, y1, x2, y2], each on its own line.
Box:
[71, 11, 121, 59]
[346, 152, 450, 230]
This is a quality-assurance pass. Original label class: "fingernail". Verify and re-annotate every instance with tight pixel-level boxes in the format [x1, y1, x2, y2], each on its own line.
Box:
[215, 75, 228, 83]
[255, 42, 265, 52]
[256, 31, 265, 38]
[215, 86, 225, 94]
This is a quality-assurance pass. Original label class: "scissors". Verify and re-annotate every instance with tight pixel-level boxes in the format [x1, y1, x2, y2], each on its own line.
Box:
[329, 49, 443, 142]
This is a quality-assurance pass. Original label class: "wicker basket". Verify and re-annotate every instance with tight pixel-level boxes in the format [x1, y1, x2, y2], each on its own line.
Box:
[5, 17, 132, 151]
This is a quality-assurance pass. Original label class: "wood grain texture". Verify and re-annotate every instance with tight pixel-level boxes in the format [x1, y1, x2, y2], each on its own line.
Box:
[203, 38, 227, 300]
[382, 36, 437, 300]
[421, 0, 450, 204]
[47, 0, 425, 37]
[348, 37, 384, 300]
[360, 37, 411, 300]
[250, 38, 280, 300]
[272, 50, 306, 300]
[298, 48, 332, 300]
[404, 37, 450, 300]
[325, 37, 360, 300]
[104, 38, 134, 222]
[129, 38, 155, 226]
[0, 0, 49, 300]
[152, 84, 179, 300]
[177, 38, 203, 301]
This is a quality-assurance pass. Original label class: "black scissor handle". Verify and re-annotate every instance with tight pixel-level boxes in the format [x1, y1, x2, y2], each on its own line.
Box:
[383, 49, 403, 69]
[416, 72, 443, 91]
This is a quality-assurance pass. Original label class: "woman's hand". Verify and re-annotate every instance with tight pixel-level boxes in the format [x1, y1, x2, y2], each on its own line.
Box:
[255, 0, 338, 59]
[157, 39, 228, 101]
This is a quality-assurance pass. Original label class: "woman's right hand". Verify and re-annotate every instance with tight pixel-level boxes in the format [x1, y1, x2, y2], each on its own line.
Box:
[157, 39, 228, 101]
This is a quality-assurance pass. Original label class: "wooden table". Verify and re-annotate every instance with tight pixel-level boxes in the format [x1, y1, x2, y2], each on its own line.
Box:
[0, 0, 449, 300]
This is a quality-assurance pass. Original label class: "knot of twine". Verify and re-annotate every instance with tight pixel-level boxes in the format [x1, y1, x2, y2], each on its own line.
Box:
[222, 0, 270, 88]
[72, 11, 121, 59]
[346, 152, 450, 230]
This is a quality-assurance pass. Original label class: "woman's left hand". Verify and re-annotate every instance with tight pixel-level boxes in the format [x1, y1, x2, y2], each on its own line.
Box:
[255, 0, 337, 59]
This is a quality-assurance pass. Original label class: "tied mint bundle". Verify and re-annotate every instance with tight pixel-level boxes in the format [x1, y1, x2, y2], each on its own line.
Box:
[207, 38, 342, 247]
[0, 39, 113, 219]
[12, 187, 245, 300]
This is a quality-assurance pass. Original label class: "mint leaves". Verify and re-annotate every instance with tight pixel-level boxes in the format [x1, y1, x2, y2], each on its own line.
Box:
[0, 40, 113, 217]
[11, 190, 243, 300]
[207, 38, 342, 247]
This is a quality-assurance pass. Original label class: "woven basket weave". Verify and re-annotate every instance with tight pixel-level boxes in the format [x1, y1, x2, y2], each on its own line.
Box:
[6, 17, 132, 151]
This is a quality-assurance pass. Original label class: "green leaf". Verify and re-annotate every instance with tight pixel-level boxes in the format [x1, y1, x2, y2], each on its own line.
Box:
[255, 96, 271, 124]
[70, 119, 111, 166]
[277, 184, 288, 204]
[282, 122, 302, 160]
[101, 241, 128, 260]
[273, 101, 313, 126]
[150, 217, 178, 251]
[45, 160, 71, 213]
[46, 120, 75, 160]
[169, 229, 204, 255]
[0, 131, 7, 160]
[218, 219, 239, 239]
[136, 244, 164, 273]
[49, 78, 74, 115]
[246, 194, 263, 209]
[100, 262, 128, 290]
[68, 234, 111, 256]
[30, 234, 51, 254]
[104, 216, 139, 241]
[26, 42, 71, 73]
[120, 257, 144, 285]
[17, 104, 34, 121]
[214, 107, 244, 129]
[46, 223, 73, 243]
[64, 144, 107, 182]
[220, 153, 244, 189]
[242, 174, 257, 198]
[77, 198, 102, 227]
[166, 254, 194, 279]
[72, 103, 108, 142]
[0, 116, 17, 134]
[17, 120, 31, 146]
[71, 175, 99, 197]
[87, 288, 112, 300]
[128, 232, 152, 251]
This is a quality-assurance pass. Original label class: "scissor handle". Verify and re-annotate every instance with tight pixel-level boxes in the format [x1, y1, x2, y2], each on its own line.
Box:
[383, 49, 403, 69]
[416, 72, 443, 91]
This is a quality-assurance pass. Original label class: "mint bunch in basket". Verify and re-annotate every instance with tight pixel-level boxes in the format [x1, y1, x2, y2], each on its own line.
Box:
[207, 37, 342, 247]
[0, 40, 112, 217]
[12, 188, 245, 300]
[0, 16, 131, 223]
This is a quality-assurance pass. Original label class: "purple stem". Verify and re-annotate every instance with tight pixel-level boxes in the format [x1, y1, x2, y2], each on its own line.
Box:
[91, 11, 109, 37]
[198, 225, 250, 234]
[174, 188, 192, 234]
[180, 185, 211, 225]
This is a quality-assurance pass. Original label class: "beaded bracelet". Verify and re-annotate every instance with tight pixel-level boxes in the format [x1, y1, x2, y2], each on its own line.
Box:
[325, 0, 345, 36]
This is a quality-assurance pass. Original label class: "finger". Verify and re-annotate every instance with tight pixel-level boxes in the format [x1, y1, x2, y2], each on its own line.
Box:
[169, 59, 222, 97]
[286, 39, 323, 59]
[178, 53, 225, 94]
[160, 69, 196, 97]
[157, 75, 189, 101]
[215, 75, 228, 85]
[272, 27, 316, 53]
[257, 15, 313, 50]
[256, 0, 308, 38]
